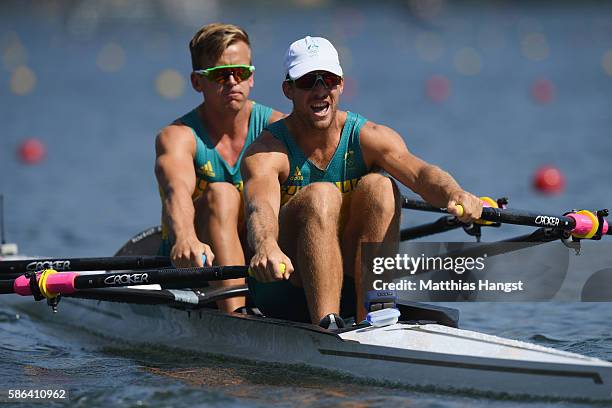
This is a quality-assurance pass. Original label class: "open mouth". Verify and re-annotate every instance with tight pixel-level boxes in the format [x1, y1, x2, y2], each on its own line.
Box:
[310, 101, 330, 116]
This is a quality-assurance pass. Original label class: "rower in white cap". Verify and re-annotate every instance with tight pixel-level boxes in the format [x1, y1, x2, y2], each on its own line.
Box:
[241, 35, 482, 328]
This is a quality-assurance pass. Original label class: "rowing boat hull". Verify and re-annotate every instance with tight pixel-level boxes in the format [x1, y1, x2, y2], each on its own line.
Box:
[2, 292, 612, 401]
[3, 226, 612, 401]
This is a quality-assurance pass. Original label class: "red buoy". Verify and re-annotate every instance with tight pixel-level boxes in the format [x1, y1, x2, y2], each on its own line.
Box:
[18, 138, 46, 165]
[531, 78, 555, 105]
[533, 165, 565, 194]
[426, 75, 451, 103]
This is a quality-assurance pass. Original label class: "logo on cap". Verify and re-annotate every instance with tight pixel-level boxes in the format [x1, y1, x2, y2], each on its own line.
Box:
[306, 40, 319, 55]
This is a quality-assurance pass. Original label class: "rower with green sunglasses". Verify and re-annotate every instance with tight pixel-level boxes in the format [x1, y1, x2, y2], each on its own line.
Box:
[155, 23, 283, 313]
[194, 64, 255, 84]
[241, 36, 482, 328]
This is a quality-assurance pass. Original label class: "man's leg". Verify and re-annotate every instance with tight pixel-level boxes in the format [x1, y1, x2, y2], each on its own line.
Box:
[194, 182, 245, 312]
[341, 174, 401, 322]
[278, 182, 344, 324]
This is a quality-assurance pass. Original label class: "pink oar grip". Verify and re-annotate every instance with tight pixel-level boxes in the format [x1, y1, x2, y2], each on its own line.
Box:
[13, 275, 34, 296]
[45, 272, 78, 294]
[567, 213, 609, 236]
[13, 272, 78, 296]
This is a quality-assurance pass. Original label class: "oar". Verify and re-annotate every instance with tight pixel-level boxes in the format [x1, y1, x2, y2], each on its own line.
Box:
[400, 216, 463, 241]
[0, 265, 251, 297]
[0, 255, 172, 275]
[401, 197, 610, 239]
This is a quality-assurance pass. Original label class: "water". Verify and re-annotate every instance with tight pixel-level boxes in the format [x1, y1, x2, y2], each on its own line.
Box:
[1, 0, 612, 406]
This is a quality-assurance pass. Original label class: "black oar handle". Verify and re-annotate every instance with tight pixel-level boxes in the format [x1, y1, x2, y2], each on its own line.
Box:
[0, 256, 172, 274]
[73, 265, 249, 290]
[477, 207, 575, 230]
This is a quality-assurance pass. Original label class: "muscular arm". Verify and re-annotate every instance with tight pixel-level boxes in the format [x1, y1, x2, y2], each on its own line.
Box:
[155, 125, 213, 266]
[360, 122, 482, 221]
[241, 131, 292, 281]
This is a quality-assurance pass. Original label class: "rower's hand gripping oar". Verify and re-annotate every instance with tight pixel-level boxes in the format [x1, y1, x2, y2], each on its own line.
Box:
[402, 196, 610, 240]
[0, 263, 285, 312]
[399, 197, 509, 242]
[442, 197, 506, 242]
[2, 264, 249, 298]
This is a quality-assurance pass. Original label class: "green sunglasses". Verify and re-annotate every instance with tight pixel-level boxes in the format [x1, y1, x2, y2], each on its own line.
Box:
[194, 64, 255, 84]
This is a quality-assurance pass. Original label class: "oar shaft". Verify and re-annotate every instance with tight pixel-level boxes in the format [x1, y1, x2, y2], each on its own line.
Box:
[401, 198, 448, 214]
[0, 280, 13, 294]
[0, 256, 172, 274]
[478, 207, 575, 230]
[400, 216, 462, 241]
[10, 265, 249, 296]
[401, 197, 610, 236]
[72, 266, 248, 290]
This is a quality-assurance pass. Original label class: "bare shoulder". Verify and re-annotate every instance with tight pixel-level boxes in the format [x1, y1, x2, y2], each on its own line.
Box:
[245, 130, 288, 156]
[268, 109, 286, 123]
[242, 130, 289, 179]
[359, 119, 411, 170]
[156, 122, 193, 144]
[360, 119, 397, 139]
[359, 119, 404, 150]
[155, 122, 195, 155]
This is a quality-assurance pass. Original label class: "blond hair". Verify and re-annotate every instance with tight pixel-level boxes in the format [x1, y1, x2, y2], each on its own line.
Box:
[189, 23, 251, 70]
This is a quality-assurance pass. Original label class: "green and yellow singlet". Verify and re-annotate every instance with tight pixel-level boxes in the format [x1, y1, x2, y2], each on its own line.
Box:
[159, 102, 273, 255]
[188, 102, 273, 195]
[266, 111, 369, 206]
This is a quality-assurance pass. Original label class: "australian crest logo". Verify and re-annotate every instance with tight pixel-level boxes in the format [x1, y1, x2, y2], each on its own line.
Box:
[306, 38, 319, 56]
[344, 149, 355, 168]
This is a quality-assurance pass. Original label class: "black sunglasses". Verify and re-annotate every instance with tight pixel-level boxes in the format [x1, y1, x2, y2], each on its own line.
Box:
[286, 72, 342, 90]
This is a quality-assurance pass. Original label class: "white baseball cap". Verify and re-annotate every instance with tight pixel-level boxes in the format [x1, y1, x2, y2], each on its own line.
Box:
[284, 36, 343, 80]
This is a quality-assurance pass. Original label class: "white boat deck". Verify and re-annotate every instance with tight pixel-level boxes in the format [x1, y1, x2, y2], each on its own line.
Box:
[341, 323, 611, 366]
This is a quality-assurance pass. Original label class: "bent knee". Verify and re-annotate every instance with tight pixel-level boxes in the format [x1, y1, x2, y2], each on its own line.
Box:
[291, 182, 343, 222]
[196, 182, 241, 216]
[356, 173, 395, 194]
[354, 174, 399, 215]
